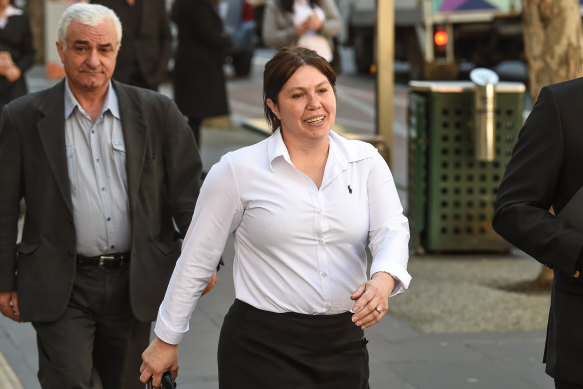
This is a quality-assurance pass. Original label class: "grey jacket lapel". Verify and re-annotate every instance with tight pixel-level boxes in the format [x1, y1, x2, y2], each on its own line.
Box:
[37, 80, 73, 213]
[113, 81, 147, 218]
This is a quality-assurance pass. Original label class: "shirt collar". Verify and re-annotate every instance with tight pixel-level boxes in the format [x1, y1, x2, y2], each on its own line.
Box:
[0, 5, 22, 28]
[266, 128, 291, 170]
[64, 80, 120, 120]
[4, 5, 23, 17]
[267, 128, 375, 170]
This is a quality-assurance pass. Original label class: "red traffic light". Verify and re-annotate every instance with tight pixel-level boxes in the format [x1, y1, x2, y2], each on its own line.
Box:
[434, 30, 448, 47]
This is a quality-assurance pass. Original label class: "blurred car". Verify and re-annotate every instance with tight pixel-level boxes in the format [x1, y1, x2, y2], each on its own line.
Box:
[220, 0, 257, 77]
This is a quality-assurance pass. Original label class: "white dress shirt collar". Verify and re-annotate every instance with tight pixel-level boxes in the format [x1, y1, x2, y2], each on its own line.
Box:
[0, 5, 23, 29]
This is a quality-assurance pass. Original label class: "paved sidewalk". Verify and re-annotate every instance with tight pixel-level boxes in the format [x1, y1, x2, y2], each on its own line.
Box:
[0, 225, 555, 388]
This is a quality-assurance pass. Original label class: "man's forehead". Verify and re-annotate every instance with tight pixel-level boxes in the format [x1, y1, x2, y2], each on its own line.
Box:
[67, 20, 117, 41]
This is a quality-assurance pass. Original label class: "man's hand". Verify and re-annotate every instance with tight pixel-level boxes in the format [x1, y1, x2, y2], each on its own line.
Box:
[140, 337, 179, 387]
[0, 291, 20, 322]
[349, 272, 395, 330]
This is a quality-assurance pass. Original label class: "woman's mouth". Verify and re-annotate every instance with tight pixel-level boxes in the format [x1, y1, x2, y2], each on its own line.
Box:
[305, 116, 325, 124]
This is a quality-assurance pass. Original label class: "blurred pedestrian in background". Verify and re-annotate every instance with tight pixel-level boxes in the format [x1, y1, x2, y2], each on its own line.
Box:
[494, 78, 583, 389]
[171, 0, 231, 145]
[91, 0, 172, 91]
[262, 0, 341, 71]
[0, 3, 206, 388]
[0, 0, 34, 111]
[139, 46, 410, 389]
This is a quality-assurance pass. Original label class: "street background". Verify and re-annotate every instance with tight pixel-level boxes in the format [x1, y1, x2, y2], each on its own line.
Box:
[0, 45, 554, 389]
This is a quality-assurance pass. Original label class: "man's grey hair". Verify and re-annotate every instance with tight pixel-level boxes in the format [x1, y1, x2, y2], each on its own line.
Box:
[57, 3, 122, 49]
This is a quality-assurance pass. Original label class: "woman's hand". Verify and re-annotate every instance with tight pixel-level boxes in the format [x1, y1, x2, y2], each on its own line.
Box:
[350, 272, 395, 329]
[4, 65, 21, 82]
[139, 336, 179, 387]
[295, 13, 323, 37]
[304, 13, 323, 32]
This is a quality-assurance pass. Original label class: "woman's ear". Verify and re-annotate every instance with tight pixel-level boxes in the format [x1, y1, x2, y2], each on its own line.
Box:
[266, 98, 280, 119]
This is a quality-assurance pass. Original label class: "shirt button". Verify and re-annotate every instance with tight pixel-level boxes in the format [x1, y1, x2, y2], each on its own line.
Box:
[321, 272, 327, 277]
[325, 304, 331, 310]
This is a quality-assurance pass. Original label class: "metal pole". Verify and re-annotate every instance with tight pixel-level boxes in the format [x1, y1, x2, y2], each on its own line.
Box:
[376, 0, 394, 166]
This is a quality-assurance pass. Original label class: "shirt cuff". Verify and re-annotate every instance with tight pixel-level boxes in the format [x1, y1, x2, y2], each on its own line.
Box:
[153, 311, 190, 345]
[371, 264, 411, 296]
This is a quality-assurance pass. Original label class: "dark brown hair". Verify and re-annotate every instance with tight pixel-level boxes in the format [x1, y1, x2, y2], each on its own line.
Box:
[263, 45, 336, 132]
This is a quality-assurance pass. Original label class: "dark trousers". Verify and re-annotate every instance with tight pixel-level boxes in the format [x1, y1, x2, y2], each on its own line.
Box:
[218, 299, 370, 389]
[32, 265, 150, 389]
[556, 379, 583, 389]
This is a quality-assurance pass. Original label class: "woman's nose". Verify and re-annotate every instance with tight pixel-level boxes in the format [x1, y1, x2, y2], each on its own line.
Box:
[306, 93, 321, 110]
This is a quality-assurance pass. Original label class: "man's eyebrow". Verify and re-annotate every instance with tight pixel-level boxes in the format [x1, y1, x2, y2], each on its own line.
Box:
[71, 41, 114, 49]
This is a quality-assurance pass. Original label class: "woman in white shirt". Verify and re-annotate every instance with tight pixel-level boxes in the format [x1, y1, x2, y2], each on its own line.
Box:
[140, 46, 411, 389]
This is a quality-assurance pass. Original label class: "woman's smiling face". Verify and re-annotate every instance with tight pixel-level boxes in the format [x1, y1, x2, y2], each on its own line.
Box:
[267, 65, 336, 146]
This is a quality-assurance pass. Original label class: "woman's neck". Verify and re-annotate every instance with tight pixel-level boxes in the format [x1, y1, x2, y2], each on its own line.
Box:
[285, 136, 330, 189]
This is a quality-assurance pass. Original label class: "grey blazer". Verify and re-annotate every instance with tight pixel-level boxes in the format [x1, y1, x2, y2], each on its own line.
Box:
[0, 80, 201, 322]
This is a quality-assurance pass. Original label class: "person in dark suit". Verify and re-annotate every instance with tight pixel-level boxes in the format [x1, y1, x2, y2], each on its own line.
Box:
[171, 0, 231, 145]
[0, 0, 35, 111]
[91, 0, 172, 91]
[493, 78, 583, 389]
[0, 3, 203, 388]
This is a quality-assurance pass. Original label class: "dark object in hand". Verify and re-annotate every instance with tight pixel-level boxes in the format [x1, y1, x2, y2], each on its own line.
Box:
[148, 372, 176, 389]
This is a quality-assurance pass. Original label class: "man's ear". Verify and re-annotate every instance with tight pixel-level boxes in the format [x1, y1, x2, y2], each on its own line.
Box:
[56, 41, 65, 64]
[266, 98, 280, 119]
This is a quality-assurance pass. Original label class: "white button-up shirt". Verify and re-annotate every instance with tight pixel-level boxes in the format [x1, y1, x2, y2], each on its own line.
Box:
[155, 129, 411, 344]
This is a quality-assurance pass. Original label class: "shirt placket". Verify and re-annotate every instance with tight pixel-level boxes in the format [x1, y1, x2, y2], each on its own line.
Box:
[314, 190, 332, 312]
[90, 116, 117, 253]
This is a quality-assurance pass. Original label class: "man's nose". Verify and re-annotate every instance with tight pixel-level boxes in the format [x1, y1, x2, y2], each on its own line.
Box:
[86, 49, 100, 68]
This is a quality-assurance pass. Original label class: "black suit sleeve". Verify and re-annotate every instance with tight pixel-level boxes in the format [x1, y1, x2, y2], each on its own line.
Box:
[172, 0, 231, 51]
[0, 107, 22, 291]
[152, 0, 173, 85]
[493, 85, 583, 276]
[161, 98, 202, 235]
[12, 14, 35, 74]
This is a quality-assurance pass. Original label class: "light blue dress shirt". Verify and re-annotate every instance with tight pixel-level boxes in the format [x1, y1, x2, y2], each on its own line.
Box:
[64, 81, 131, 257]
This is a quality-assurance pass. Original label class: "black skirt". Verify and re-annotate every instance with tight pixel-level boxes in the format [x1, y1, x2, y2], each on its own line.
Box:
[217, 299, 370, 389]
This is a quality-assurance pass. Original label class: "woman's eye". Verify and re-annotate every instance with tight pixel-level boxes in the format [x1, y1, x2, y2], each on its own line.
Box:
[292, 93, 304, 99]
